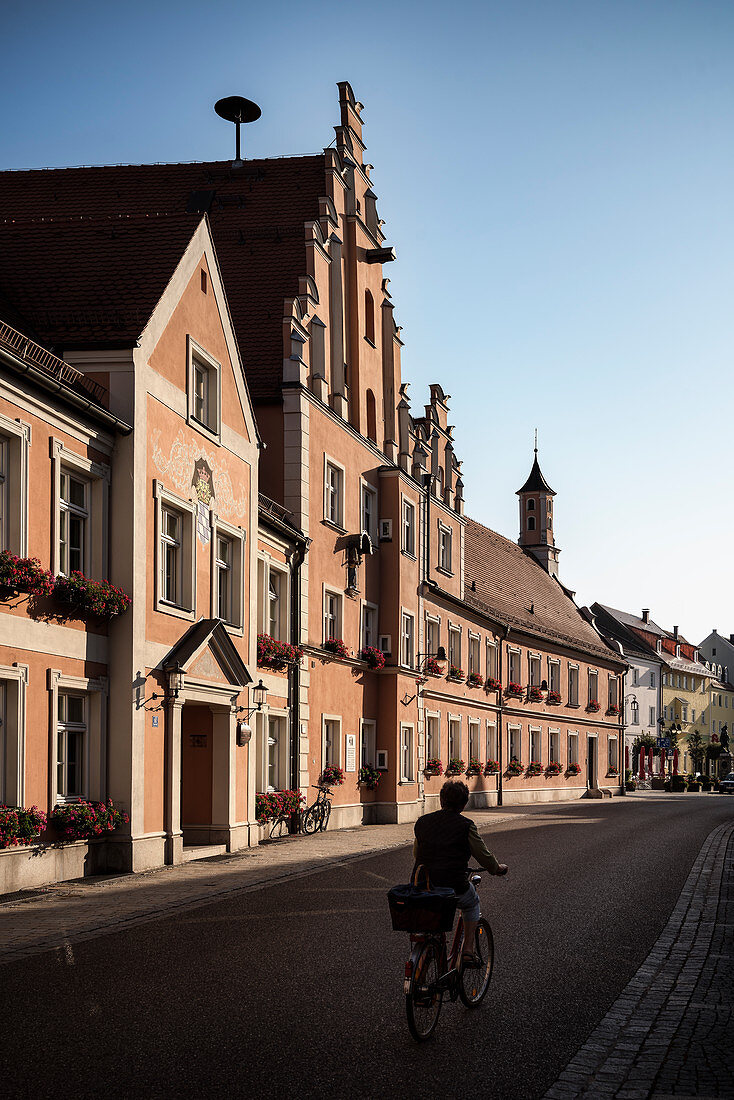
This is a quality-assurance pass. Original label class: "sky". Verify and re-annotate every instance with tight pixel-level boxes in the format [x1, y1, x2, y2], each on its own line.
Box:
[2, 0, 733, 644]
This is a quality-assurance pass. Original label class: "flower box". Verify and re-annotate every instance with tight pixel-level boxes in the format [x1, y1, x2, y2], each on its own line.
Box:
[424, 758, 444, 777]
[257, 633, 303, 671]
[320, 766, 345, 787]
[505, 682, 524, 698]
[359, 646, 385, 670]
[526, 761, 543, 777]
[586, 699, 600, 713]
[49, 799, 128, 841]
[255, 789, 304, 825]
[505, 760, 524, 777]
[465, 758, 482, 777]
[607, 705, 620, 716]
[527, 686, 543, 702]
[446, 758, 465, 777]
[484, 760, 500, 776]
[448, 665, 464, 681]
[323, 638, 349, 659]
[466, 672, 484, 688]
[547, 690, 562, 705]
[485, 677, 501, 692]
[545, 761, 563, 777]
[0, 552, 54, 598]
[422, 657, 443, 677]
[358, 765, 381, 790]
[606, 767, 619, 778]
[0, 805, 47, 849]
[52, 572, 131, 619]
[566, 762, 582, 776]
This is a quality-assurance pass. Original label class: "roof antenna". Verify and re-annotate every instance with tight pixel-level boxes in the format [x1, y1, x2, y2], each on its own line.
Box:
[214, 96, 262, 168]
[534, 428, 538, 456]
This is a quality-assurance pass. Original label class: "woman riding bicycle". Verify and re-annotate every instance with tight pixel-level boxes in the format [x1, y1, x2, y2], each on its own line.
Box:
[413, 780, 508, 967]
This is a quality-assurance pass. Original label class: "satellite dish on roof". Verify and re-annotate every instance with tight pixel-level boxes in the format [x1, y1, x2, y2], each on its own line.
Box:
[214, 96, 261, 168]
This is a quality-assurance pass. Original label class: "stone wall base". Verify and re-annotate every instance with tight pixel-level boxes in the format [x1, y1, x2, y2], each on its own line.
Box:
[0, 839, 106, 895]
[501, 785, 588, 805]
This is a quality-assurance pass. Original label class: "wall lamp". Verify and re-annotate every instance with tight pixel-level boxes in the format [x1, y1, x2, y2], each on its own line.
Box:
[236, 679, 268, 745]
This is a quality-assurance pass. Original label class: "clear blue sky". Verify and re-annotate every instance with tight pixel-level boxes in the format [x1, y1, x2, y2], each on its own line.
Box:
[3, 0, 733, 644]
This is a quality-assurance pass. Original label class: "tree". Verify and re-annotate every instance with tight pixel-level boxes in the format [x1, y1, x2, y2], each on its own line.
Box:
[687, 730, 706, 773]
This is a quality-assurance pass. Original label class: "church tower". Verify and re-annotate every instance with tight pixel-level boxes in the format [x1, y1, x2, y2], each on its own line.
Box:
[516, 444, 560, 578]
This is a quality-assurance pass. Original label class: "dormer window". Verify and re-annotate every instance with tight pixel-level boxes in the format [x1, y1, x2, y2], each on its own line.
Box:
[675, 644, 681, 658]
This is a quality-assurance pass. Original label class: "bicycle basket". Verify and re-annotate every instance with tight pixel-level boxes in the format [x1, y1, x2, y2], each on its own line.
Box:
[387, 883, 457, 932]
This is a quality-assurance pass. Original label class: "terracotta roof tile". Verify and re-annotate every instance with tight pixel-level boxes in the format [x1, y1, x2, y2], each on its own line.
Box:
[464, 517, 623, 664]
[0, 156, 326, 400]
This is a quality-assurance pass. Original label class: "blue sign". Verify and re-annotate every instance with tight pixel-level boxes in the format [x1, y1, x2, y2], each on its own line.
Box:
[656, 737, 671, 749]
[152, 716, 159, 727]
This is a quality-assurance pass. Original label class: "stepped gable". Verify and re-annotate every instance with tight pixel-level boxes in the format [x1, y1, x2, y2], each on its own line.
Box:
[0, 155, 326, 399]
[464, 516, 619, 662]
[0, 214, 204, 345]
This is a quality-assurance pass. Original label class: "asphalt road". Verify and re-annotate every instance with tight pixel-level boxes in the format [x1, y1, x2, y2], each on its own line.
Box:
[1, 795, 732, 1100]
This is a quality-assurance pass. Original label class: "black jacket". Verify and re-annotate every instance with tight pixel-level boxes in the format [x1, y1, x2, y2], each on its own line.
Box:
[414, 809, 472, 892]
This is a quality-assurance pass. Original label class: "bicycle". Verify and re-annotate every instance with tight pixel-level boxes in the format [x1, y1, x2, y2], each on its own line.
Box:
[302, 785, 333, 834]
[403, 869, 494, 1041]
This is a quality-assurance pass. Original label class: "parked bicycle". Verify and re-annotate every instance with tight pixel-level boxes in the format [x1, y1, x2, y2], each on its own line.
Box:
[402, 868, 494, 1041]
[302, 784, 333, 834]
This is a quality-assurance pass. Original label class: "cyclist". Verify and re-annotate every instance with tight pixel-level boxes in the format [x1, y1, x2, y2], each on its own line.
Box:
[413, 779, 508, 967]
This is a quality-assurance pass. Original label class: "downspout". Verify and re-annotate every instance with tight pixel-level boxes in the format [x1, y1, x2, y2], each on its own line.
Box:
[422, 472, 431, 585]
[289, 541, 307, 798]
[497, 624, 511, 807]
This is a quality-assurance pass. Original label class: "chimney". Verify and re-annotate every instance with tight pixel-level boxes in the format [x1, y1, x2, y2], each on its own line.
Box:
[642, 609, 650, 624]
[673, 625, 679, 641]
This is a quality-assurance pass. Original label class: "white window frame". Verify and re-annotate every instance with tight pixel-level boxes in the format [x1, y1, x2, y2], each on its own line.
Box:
[257, 555, 289, 641]
[437, 522, 452, 573]
[211, 515, 245, 632]
[360, 600, 378, 651]
[324, 456, 345, 529]
[468, 718, 480, 763]
[568, 731, 579, 766]
[187, 336, 222, 443]
[468, 633, 481, 676]
[425, 614, 441, 661]
[400, 724, 414, 781]
[548, 728, 560, 764]
[52, 439, 110, 579]
[448, 625, 462, 671]
[401, 609, 415, 668]
[508, 725, 521, 762]
[448, 715, 461, 761]
[608, 736, 618, 772]
[322, 715, 342, 769]
[486, 721, 498, 761]
[486, 641, 498, 681]
[528, 653, 542, 687]
[48, 669, 107, 807]
[0, 664, 28, 807]
[360, 480, 378, 542]
[360, 718, 376, 768]
[264, 712, 288, 792]
[323, 585, 344, 644]
[568, 663, 579, 706]
[588, 669, 598, 705]
[529, 725, 541, 763]
[0, 415, 30, 556]
[401, 495, 416, 558]
[154, 481, 196, 619]
[508, 648, 521, 684]
[425, 712, 440, 762]
[608, 675, 618, 708]
[548, 659, 561, 693]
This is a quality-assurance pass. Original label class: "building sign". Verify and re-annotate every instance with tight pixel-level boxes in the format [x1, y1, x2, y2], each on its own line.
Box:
[193, 458, 215, 545]
[345, 733, 357, 773]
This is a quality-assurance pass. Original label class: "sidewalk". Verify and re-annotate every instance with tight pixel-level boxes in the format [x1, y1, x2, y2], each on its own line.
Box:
[544, 819, 734, 1099]
[0, 809, 516, 965]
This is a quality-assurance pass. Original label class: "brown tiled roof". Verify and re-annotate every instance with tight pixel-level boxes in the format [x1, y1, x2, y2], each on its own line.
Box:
[0, 156, 326, 399]
[464, 517, 623, 664]
[0, 214, 204, 346]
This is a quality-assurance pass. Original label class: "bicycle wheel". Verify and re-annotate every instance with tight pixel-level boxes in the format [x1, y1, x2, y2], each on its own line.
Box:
[319, 799, 331, 832]
[269, 816, 288, 839]
[459, 918, 494, 1007]
[406, 943, 443, 1041]
[302, 807, 319, 834]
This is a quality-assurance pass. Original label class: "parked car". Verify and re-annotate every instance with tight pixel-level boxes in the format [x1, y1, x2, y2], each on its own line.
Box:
[719, 772, 734, 793]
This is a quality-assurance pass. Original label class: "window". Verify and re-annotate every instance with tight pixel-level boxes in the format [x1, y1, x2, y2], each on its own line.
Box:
[529, 654, 541, 687]
[650, 671, 656, 688]
[161, 506, 183, 606]
[468, 720, 479, 763]
[0, 417, 30, 555]
[683, 675, 688, 690]
[549, 730, 560, 764]
[215, 534, 233, 623]
[361, 602, 377, 650]
[568, 732, 579, 765]
[448, 717, 461, 761]
[608, 737, 618, 772]
[692, 708, 696, 722]
[268, 571, 281, 637]
[365, 390, 377, 443]
[683, 705, 688, 722]
[588, 670, 598, 705]
[323, 589, 343, 643]
[508, 726, 521, 762]
[486, 642, 498, 681]
[569, 666, 579, 705]
[508, 649, 521, 684]
[649, 706, 656, 726]
[548, 660, 560, 693]
[527, 499, 535, 511]
[400, 725, 414, 781]
[530, 727, 541, 763]
[361, 482, 377, 541]
[155, 482, 195, 618]
[266, 716, 286, 791]
[468, 634, 480, 676]
[438, 525, 452, 572]
[426, 616, 440, 660]
[632, 668, 639, 686]
[59, 470, 88, 575]
[0, 437, 6, 551]
[323, 717, 341, 768]
[324, 460, 344, 527]
[211, 520, 245, 629]
[187, 338, 221, 440]
[257, 558, 287, 641]
[448, 627, 461, 670]
[57, 692, 86, 800]
[425, 714, 439, 762]
[364, 289, 375, 343]
[401, 611, 415, 667]
[527, 516, 536, 531]
[608, 676, 618, 708]
[360, 719, 376, 768]
[401, 498, 415, 556]
[486, 722, 498, 761]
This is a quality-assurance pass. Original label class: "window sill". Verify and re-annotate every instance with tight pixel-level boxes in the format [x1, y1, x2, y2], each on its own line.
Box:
[398, 780, 416, 786]
[187, 413, 221, 447]
[363, 336, 376, 349]
[157, 600, 196, 622]
[436, 566, 454, 578]
[322, 518, 347, 535]
[401, 550, 417, 561]
[566, 702, 580, 709]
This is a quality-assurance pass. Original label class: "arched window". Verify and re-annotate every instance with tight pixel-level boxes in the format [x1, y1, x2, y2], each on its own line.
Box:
[366, 389, 377, 443]
[364, 289, 375, 344]
[527, 516, 536, 531]
[527, 499, 535, 511]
